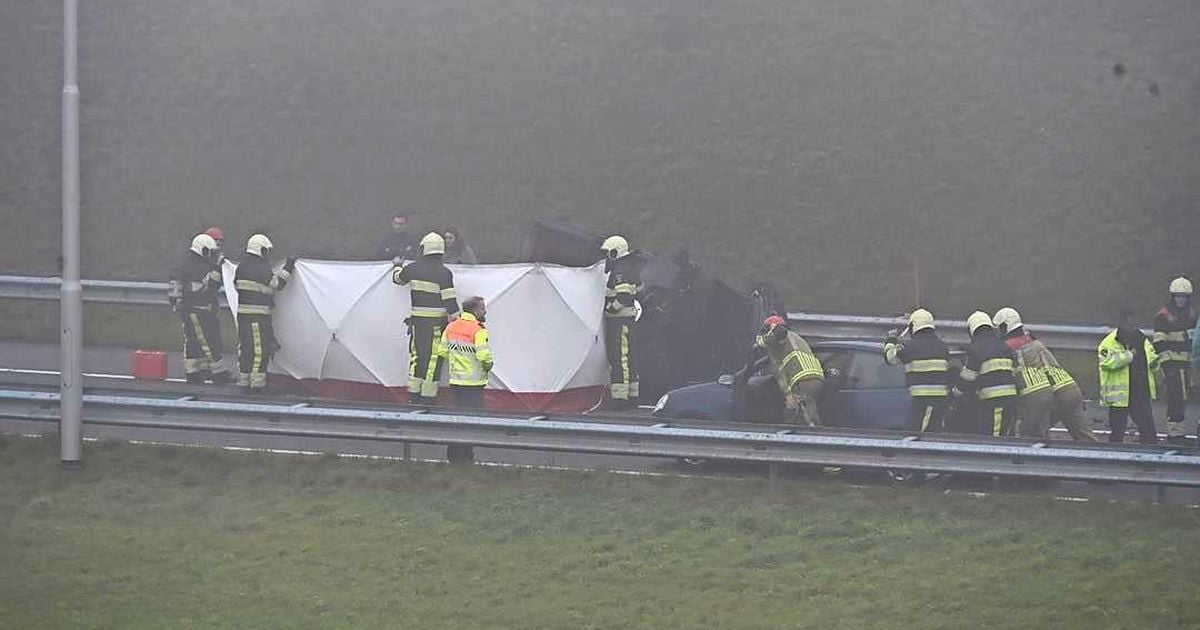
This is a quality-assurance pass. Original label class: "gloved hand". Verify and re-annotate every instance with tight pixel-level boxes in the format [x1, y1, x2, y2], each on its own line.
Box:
[784, 392, 801, 412]
[392, 256, 404, 267]
[885, 328, 900, 345]
[284, 256, 297, 273]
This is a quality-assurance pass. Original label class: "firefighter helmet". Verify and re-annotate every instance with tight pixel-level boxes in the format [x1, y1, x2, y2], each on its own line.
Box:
[601, 235, 630, 260]
[763, 315, 787, 329]
[420, 232, 445, 256]
[204, 227, 225, 243]
[1169, 277, 1193, 295]
[190, 233, 218, 258]
[908, 308, 935, 333]
[967, 311, 993, 336]
[992, 307, 1023, 334]
[246, 234, 274, 257]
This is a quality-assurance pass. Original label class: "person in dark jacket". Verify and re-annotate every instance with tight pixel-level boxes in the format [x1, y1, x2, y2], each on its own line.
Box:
[174, 233, 232, 384]
[442, 226, 478, 264]
[883, 308, 951, 433]
[235, 234, 294, 392]
[373, 213, 420, 261]
[957, 311, 1019, 437]
[393, 232, 460, 404]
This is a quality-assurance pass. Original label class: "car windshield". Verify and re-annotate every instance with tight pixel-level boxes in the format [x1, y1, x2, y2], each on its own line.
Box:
[844, 350, 907, 390]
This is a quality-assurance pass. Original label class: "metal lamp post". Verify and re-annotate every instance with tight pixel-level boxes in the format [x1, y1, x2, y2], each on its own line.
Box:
[61, 0, 82, 465]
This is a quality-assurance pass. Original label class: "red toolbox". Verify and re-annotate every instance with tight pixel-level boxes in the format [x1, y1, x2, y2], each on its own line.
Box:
[131, 350, 168, 381]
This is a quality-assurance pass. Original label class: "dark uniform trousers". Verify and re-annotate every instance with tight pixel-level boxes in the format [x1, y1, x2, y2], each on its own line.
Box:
[237, 314, 275, 390]
[907, 398, 949, 433]
[409, 318, 446, 403]
[604, 317, 639, 403]
[447, 384, 483, 464]
[1109, 398, 1158, 444]
[1162, 365, 1189, 427]
[976, 398, 1017, 437]
[181, 310, 228, 382]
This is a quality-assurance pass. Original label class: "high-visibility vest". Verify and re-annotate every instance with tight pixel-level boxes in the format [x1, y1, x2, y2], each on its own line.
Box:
[438, 313, 493, 386]
[1097, 330, 1158, 408]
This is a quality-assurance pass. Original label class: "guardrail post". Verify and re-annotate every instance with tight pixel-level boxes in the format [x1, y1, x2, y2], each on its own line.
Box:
[1156, 485, 1167, 506]
[767, 462, 780, 494]
[402, 441, 411, 462]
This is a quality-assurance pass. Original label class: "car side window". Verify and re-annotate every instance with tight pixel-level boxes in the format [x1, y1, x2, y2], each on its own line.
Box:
[845, 351, 907, 390]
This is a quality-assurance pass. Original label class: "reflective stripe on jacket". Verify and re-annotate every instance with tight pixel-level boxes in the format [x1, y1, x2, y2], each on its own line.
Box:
[438, 312, 493, 386]
[604, 256, 641, 319]
[1004, 331, 1077, 395]
[234, 254, 289, 316]
[756, 329, 823, 394]
[394, 255, 460, 319]
[1153, 306, 1197, 365]
[958, 332, 1018, 400]
[1098, 329, 1158, 408]
[883, 329, 950, 398]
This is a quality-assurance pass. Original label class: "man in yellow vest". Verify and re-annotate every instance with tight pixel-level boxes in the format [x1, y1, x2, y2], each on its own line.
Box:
[1099, 310, 1160, 444]
[438, 296, 494, 463]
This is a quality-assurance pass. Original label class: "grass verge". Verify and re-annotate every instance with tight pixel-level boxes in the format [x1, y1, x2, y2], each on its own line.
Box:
[1, 436, 1198, 629]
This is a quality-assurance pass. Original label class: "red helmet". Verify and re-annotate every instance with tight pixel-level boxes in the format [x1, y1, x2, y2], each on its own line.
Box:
[204, 227, 225, 242]
[763, 315, 787, 329]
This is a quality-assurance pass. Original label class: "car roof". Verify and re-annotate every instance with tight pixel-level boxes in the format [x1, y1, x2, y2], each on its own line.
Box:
[811, 339, 882, 351]
[811, 338, 965, 356]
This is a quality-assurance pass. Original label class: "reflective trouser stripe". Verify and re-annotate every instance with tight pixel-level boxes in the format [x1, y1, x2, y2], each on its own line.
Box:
[921, 406, 934, 432]
[993, 406, 1004, 437]
[191, 313, 214, 362]
[408, 322, 445, 398]
[410, 306, 448, 318]
[620, 325, 631, 395]
[606, 319, 638, 401]
[251, 322, 263, 379]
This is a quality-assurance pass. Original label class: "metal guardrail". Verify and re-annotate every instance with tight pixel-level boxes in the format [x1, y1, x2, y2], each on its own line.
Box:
[1, 388, 1197, 487]
[1, 274, 1113, 350]
[0, 274, 172, 306]
[789, 312, 1112, 351]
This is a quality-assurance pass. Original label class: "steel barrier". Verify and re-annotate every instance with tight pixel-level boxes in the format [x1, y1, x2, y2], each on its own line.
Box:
[1, 274, 1114, 350]
[1, 388, 1196, 487]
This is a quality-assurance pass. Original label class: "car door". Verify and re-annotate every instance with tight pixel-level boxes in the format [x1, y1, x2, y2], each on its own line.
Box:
[826, 349, 910, 430]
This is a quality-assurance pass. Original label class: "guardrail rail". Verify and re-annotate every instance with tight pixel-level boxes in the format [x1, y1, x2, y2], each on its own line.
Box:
[1, 274, 1115, 350]
[1, 388, 1197, 488]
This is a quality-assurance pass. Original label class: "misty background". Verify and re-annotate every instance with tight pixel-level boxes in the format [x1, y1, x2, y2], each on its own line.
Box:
[2, 0, 1198, 326]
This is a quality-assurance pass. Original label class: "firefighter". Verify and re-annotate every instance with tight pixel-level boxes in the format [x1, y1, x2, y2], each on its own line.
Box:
[755, 315, 824, 426]
[235, 234, 294, 392]
[1100, 310, 1160, 444]
[601, 235, 641, 410]
[174, 233, 232, 384]
[883, 308, 950, 433]
[1153, 277, 1196, 444]
[393, 232, 460, 404]
[438, 296, 493, 464]
[994, 307, 1096, 441]
[957, 311, 1018, 437]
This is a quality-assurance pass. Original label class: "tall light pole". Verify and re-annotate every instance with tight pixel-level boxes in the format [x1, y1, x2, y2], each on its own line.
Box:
[61, 0, 82, 465]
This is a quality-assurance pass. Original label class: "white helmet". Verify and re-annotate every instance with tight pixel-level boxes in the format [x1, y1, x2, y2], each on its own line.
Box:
[190, 233, 218, 258]
[967, 311, 993, 336]
[1169, 277, 1193, 295]
[420, 232, 445, 256]
[246, 234, 274, 257]
[992, 307, 1023, 334]
[908, 308, 935, 333]
[601, 235, 630, 260]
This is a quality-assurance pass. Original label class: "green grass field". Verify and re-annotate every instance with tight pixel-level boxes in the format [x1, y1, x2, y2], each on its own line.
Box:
[2, 435, 1198, 629]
